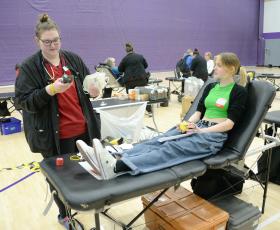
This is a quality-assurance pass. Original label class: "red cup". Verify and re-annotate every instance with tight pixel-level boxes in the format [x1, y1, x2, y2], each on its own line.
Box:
[56, 157, 64, 166]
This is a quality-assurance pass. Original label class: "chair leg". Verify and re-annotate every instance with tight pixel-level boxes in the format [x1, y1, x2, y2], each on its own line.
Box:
[262, 148, 272, 213]
[125, 188, 169, 229]
[94, 213, 101, 230]
[99, 187, 169, 229]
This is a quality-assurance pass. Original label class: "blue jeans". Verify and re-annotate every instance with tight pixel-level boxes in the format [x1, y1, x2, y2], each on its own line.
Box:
[121, 122, 228, 175]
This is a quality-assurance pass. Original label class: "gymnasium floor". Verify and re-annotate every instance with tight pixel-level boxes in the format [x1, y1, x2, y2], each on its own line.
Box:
[1, 67, 280, 230]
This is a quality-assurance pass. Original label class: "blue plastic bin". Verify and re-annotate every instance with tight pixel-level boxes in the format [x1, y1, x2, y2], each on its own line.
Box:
[0, 117, 22, 135]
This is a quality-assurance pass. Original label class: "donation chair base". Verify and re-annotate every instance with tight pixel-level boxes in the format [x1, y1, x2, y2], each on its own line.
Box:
[91, 188, 170, 230]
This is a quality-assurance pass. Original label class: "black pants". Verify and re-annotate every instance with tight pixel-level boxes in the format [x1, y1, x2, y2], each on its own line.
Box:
[45, 132, 90, 218]
[115, 160, 131, 173]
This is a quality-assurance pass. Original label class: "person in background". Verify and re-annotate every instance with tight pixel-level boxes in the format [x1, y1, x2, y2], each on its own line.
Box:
[104, 57, 121, 78]
[191, 48, 208, 82]
[204, 52, 215, 76]
[118, 43, 149, 92]
[101, 57, 123, 98]
[176, 49, 193, 78]
[15, 13, 100, 230]
[184, 49, 193, 69]
[15, 63, 21, 77]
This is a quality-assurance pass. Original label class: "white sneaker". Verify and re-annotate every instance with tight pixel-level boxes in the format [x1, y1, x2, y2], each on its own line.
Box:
[76, 140, 100, 174]
[93, 139, 117, 180]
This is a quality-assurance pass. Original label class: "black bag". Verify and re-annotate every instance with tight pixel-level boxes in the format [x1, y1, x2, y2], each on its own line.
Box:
[257, 126, 280, 185]
[0, 101, 11, 117]
[176, 56, 190, 76]
[191, 169, 244, 200]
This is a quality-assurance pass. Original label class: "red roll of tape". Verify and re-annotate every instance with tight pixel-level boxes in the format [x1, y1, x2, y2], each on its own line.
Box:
[56, 157, 64, 166]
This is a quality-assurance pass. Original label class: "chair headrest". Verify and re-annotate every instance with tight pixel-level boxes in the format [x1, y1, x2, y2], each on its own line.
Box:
[96, 63, 115, 74]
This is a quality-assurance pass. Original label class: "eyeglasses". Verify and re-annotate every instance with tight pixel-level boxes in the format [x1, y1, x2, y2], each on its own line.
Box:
[39, 37, 61, 46]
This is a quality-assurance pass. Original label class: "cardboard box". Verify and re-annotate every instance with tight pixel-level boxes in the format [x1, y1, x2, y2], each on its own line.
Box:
[142, 186, 229, 230]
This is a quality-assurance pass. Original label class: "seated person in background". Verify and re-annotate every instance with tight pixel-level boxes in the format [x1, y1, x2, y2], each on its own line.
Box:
[118, 43, 149, 92]
[185, 49, 193, 69]
[77, 52, 248, 180]
[176, 49, 193, 78]
[191, 48, 208, 82]
[204, 52, 214, 76]
[104, 57, 121, 78]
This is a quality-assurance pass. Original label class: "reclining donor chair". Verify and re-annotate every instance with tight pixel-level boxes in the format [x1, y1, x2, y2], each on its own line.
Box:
[40, 79, 276, 230]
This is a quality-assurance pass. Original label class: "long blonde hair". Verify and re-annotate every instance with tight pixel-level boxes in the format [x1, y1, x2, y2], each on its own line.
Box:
[238, 66, 247, 87]
[218, 52, 247, 87]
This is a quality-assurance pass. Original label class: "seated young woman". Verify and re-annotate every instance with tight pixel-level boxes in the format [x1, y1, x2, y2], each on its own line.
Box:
[76, 52, 248, 180]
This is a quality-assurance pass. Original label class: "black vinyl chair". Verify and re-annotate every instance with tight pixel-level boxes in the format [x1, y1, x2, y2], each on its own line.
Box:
[40, 79, 275, 229]
[184, 79, 275, 168]
[184, 79, 276, 213]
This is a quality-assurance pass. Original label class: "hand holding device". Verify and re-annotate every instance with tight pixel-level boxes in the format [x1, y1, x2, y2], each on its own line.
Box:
[61, 66, 73, 83]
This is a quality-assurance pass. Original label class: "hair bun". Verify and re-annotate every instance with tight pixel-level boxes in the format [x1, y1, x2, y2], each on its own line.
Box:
[39, 13, 49, 23]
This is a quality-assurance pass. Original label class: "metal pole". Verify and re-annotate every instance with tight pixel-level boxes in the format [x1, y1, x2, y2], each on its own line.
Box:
[262, 148, 272, 213]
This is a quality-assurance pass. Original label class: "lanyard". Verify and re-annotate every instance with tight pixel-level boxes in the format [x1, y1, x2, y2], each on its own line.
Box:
[42, 55, 67, 81]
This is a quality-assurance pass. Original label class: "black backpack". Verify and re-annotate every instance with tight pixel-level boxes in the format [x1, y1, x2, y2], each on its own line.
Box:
[0, 101, 10, 117]
[257, 125, 280, 185]
[176, 56, 190, 76]
[191, 169, 244, 200]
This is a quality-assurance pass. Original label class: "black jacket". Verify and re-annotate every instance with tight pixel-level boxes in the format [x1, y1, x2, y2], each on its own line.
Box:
[118, 52, 148, 89]
[15, 50, 100, 158]
[191, 55, 208, 81]
[197, 82, 248, 124]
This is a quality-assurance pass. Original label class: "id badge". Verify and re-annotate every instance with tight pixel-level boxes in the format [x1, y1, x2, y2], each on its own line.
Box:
[215, 98, 227, 108]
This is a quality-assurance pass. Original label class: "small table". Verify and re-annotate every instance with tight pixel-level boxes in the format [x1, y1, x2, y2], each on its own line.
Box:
[263, 110, 280, 126]
[91, 97, 145, 111]
[91, 97, 163, 133]
[91, 98, 153, 140]
[165, 77, 184, 95]
[0, 92, 15, 101]
[165, 77, 184, 102]
[255, 74, 280, 91]
[148, 78, 163, 86]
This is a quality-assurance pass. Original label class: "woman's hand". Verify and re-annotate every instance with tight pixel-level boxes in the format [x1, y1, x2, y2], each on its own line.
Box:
[53, 78, 72, 93]
[177, 121, 197, 133]
[193, 127, 207, 133]
[46, 78, 72, 96]
[187, 122, 197, 130]
[88, 83, 100, 98]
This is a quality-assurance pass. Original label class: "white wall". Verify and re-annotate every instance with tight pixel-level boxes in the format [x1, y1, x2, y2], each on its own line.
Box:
[264, 0, 280, 33]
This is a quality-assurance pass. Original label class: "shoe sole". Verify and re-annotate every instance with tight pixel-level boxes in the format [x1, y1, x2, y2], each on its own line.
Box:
[76, 140, 101, 175]
[93, 139, 108, 180]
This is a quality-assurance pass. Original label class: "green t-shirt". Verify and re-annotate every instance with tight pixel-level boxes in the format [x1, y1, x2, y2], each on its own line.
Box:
[204, 83, 235, 119]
